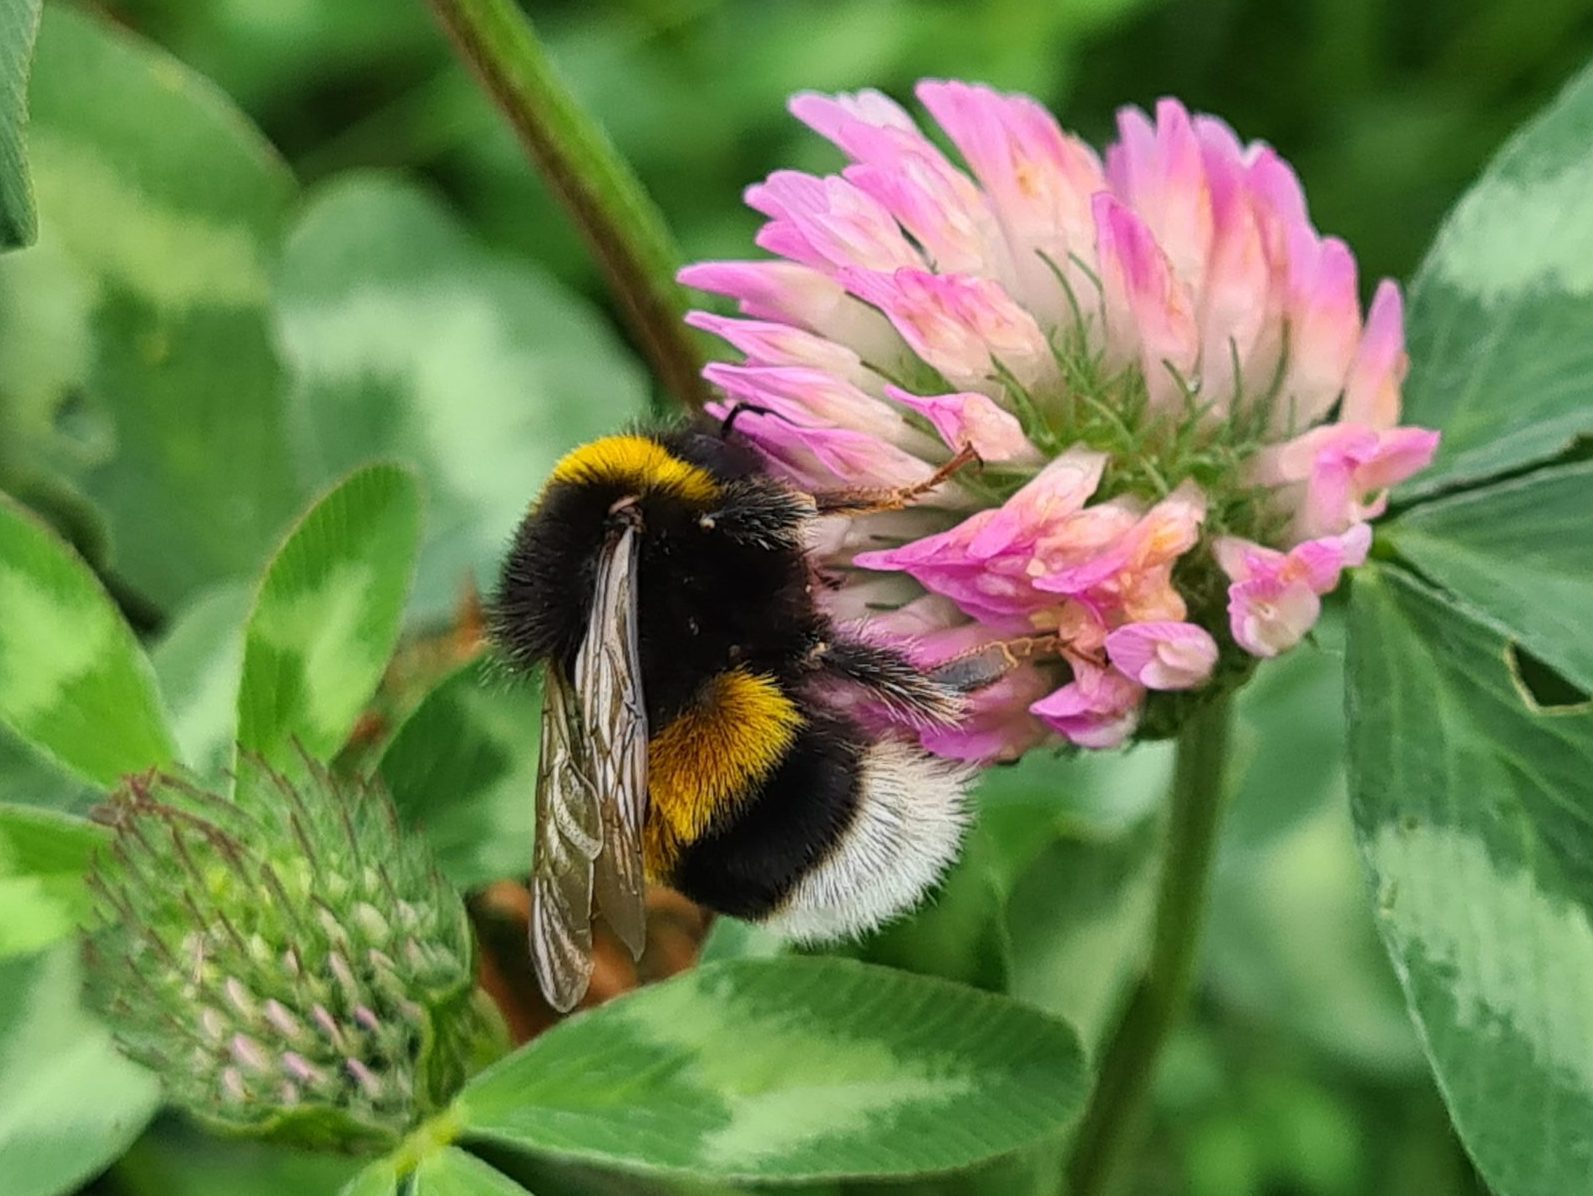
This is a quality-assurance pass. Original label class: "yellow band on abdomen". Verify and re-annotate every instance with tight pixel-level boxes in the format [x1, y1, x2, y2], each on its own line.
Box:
[645, 668, 804, 876]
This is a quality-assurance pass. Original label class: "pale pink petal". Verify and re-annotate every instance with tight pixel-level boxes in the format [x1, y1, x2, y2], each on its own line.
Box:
[838, 267, 1053, 391]
[1288, 523, 1372, 592]
[844, 152, 1000, 278]
[856, 448, 1107, 624]
[1212, 534, 1284, 584]
[704, 363, 936, 453]
[679, 260, 902, 361]
[1227, 575, 1321, 658]
[747, 171, 923, 273]
[1030, 658, 1144, 748]
[916, 79, 1105, 320]
[886, 385, 1043, 464]
[1035, 480, 1206, 601]
[1256, 422, 1441, 539]
[1354, 426, 1441, 493]
[789, 89, 919, 147]
[686, 312, 873, 381]
[1105, 621, 1219, 690]
[1105, 99, 1213, 296]
[1341, 281, 1407, 429]
[1192, 120, 1271, 413]
[707, 404, 934, 492]
[1279, 234, 1360, 430]
[793, 90, 1004, 276]
[1092, 194, 1201, 411]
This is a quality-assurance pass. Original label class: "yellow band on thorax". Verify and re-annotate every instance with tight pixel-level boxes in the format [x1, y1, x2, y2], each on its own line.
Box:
[549, 435, 719, 504]
[645, 668, 803, 875]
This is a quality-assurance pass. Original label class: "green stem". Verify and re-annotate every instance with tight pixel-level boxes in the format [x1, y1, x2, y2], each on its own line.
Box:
[423, 0, 709, 411]
[1064, 694, 1234, 1196]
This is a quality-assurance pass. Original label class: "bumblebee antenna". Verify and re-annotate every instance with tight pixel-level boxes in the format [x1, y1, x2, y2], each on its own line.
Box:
[719, 403, 797, 438]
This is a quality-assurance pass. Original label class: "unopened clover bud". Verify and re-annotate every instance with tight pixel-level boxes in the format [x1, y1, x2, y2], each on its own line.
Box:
[86, 755, 501, 1152]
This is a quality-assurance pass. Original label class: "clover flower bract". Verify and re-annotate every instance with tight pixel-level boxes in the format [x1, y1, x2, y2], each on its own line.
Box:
[682, 83, 1439, 759]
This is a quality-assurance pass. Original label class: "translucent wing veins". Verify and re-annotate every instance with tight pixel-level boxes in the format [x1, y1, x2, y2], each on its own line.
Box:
[529, 520, 649, 1012]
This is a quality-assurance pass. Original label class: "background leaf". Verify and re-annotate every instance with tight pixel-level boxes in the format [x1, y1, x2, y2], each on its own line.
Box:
[0, 945, 160, 1196]
[0, 804, 102, 960]
[413, 1148, 533, 1196]
[0, 493, 174, 786]
[379, 659, 537, 891]
[275, 173, 649, 621]
[339, 1158, 400, 1196]
[115, 1120, 361, 1196]
[1399, 57, 1593, 496]
[0, 4, 301, 610]
[1346, 564, 1593, 1196]
[236, 464, 421, 764]
[149, 581, 253, 780]
[458, 958, 1086, 1182]
[0, 0, 42, 249]
[1388, 460, 1593, 694]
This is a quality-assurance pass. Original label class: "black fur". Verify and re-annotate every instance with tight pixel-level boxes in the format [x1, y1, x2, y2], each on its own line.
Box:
[670, 715, 864, 918]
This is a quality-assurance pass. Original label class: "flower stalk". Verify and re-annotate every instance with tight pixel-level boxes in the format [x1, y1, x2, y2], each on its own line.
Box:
[1064, 693, 1234, 1196]
[423, 0, 708, 411]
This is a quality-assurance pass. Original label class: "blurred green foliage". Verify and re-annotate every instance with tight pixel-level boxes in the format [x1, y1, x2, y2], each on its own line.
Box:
[8, 0, 1589, 1192]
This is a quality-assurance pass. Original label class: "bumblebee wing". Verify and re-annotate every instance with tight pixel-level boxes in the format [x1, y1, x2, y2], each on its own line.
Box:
[530, 661, 601, 1012]
[574, 519, 650, 959]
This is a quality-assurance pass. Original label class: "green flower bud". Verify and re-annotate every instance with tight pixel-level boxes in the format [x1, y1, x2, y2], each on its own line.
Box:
[86, 755, 498, 1152]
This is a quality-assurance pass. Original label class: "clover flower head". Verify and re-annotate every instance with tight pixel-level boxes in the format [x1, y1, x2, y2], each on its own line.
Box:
[86, 757, 494, 1150]
[682, 82, 1439, 759]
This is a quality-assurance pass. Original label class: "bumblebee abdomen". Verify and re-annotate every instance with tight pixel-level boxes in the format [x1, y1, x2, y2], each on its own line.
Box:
[653, 691, 972, 935]
[643, 667, 804, 879]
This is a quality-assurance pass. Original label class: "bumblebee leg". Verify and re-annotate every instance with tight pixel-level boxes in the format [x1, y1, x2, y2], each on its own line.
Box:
[928, 635, 1065, 693]
[814, 637, 963, 727]
[811, 443, 983, 516]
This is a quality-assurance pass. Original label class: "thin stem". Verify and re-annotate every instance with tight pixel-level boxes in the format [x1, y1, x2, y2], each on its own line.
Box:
[1064, 694, 1234, 1196]
[423, 0, 709, 411]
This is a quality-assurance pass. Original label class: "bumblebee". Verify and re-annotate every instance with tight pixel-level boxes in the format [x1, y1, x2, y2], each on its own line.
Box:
[492, 418, 977, 1010]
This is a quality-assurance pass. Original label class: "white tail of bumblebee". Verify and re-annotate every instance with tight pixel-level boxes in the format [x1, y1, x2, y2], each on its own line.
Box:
[759, 740, 973, 943]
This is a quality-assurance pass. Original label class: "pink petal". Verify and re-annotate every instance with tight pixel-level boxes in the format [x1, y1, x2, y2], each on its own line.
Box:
[1354, 425, 1441, 494]
[1029, 658, 1144, 748]
[886, 385, 1043, 464]
[686, 312, 870, 380]
[844, 152, 998, 278]
[855, 448, 1107, 625]
[1227, 575, 1321, 658]
[1092, 194, 1200, 411]
[788, 89, 919, 147]
[922, 665, 1055, 763]
[1256, 422, 1440, 539]
[710, 405, 933, 492]
[915, 79, 1104, 320]
[1288, 523, 1372, 592]
[1105, 99, 1213, 296]
[1192, 122, 1272, 413]
[747, 171, 923, 273]
[1212, 534, 1284, 584]
[1105, 621, 1219, 690]
[679, 260, 901, 360]
[1280, 234, 1361, 430]
[838, 267, 1052, 391]
[1341, 281, 1407, 429]
[705, 363, 930, 451]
